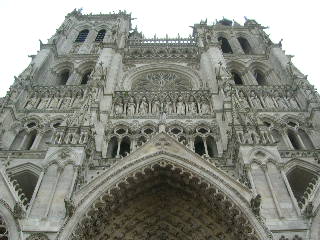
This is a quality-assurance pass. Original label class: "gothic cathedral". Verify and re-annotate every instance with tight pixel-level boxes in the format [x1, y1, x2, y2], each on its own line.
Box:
[1, 9, 320, 240]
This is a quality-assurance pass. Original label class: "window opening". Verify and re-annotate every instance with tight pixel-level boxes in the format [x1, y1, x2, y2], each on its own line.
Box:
[232, 72, 243, 85]
[206, 136, 218, 157]
[59, 70, 70, 85]
[237, 37, 253, 54]
[218, 37, 233, 54]
[254, 70, 266, 85]
[119, 137, 131, 157]
[95, 29, 106, 42]
[75, 29, 89, 42]
[107, 137, 118, 158]
[287, 129, 303, 150]
[194, 136, 206, 156]
[81, 70, 92, 85]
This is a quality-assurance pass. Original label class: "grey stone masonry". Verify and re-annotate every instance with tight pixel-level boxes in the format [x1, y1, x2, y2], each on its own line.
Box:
[0, 9, 320, 240]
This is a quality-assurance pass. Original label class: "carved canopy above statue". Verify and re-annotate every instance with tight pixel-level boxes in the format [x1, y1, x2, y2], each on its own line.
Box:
[131, 71, 192, 91]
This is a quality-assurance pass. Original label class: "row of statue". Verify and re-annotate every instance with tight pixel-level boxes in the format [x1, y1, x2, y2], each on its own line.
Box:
[113, 95, 212, 116]
[24, 94, 84, 110]
[234, 90, 301, 110]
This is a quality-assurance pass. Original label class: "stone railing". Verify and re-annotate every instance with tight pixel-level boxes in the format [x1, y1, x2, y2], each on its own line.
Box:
[127, 37, 196, 47]
[111, 90, 214, 119]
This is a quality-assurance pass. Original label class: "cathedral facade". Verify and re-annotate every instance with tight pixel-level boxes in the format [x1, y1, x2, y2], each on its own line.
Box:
[1, 9, 320, 240]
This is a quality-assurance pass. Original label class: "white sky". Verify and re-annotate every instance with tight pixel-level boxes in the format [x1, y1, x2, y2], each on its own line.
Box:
[0, 0, 319, 97]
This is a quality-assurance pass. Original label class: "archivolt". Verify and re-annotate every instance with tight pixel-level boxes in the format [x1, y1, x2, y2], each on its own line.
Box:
[120, 63, 202, 91]
[58, 156, 273, 240]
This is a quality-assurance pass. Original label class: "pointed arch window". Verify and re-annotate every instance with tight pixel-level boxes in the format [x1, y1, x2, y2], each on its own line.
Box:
[95, 29, 106, 42]
[237, 37, 253, 54]
[81, 69, 92, 85]
[75, 29, 89, 42]
[254, 70, 266, 85]
[59, 70, 70, 85]
[218, 37, 233, 54]
[231, 71, 243, 85]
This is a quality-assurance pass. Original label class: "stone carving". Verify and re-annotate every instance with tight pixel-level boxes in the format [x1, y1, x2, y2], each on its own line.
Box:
[132, 71, 192, 91]
[112, 90, 213, 118]
[176, 96, 186, 115]
[64, 197, 75, 218]
[250, 194, 262, 216]
[22, 86, 85, 111]
[13, 201, 25, 219]
[304, 202, 313, 218]
[26, 233, 49, 240]
[127, 97, 136, 116]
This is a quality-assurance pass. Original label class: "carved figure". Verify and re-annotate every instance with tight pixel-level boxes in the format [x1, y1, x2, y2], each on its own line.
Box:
[200, 96, 210, 115]
[176, 96, 185, 115]
[13, 202, 25, 219]
[73, 93, 82, 107]
[127, 97, 136, 116]
[114, 98, 124, 115]
[139, 97, 148, 115]
[236, 91, 250, 109]
[250, 194, 261, 216]
[49, 94, 60, 109]
[250, 91, 262, 109]
[37, 96, 50, 109]
[60, 94, 72, 109]
[188, 96, 197, 114]
[64, 197, 75, 218]
[263, 94, 276, 108]
[25, 95, 38, 109]
[152, 98, 161, 114]
[164, 98, 173, 114]
[288, 96, 300, 109]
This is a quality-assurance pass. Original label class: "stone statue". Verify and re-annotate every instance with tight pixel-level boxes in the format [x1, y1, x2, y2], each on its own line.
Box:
[13, 202, 25, 219]
[152, 98, 161, 114]
[60, 94, 72, 109]
[236, 91, 249, 109]
[25, 95, 38, 109]
[49, 94, 60, 109]
[114, 98, 124, 115]
[200, 96, 210, 115]
[263, 93, 276, 108]
[127, 97, 136, 116]
[164, 98, 173, 114]
[250, 91, 262, 109]
[288, 96, 300, 109]
[139, 97, 148, 115]
[37, 95, 50, 109]
[73, 93, 82, 107]
[188, 96, 197, 114]
[250, 194, 261, 216]
[304, 202, 313, 218]
[176, 96, 185, 115]
[275, 95, 288, 110]
[64, 197, 75, 218]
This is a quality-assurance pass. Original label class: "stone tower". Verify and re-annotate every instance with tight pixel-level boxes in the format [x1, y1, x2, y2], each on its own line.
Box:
[0, 9, 319, 240]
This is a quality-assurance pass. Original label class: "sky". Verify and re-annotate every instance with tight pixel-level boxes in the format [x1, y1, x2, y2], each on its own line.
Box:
[0, 0, 319, 97]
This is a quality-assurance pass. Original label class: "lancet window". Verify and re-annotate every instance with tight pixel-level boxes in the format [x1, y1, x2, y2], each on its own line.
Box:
[59, 70, 70, 85]
[75, 29, 89, 42]
[95, 29, 106, 42]
[104, 122, 220, 159]
[237, 37, 253, 54]
[218, 37, 233, 54]
[287, 167, 319, 208]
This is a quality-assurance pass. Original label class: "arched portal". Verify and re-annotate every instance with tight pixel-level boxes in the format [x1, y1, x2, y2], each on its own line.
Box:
[60, 152, 273, 240]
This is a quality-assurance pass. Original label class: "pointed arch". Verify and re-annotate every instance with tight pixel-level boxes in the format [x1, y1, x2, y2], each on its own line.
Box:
[0, 201, 21, 240]
[57, 148, 273, 240]
[121, 63, 202, 91]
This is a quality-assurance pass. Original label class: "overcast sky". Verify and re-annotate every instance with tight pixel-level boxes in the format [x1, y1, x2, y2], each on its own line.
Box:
[0, 0, 319, 97]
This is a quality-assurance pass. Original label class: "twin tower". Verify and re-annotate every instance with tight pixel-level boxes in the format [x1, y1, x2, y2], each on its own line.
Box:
[0, 9, 320, 240]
